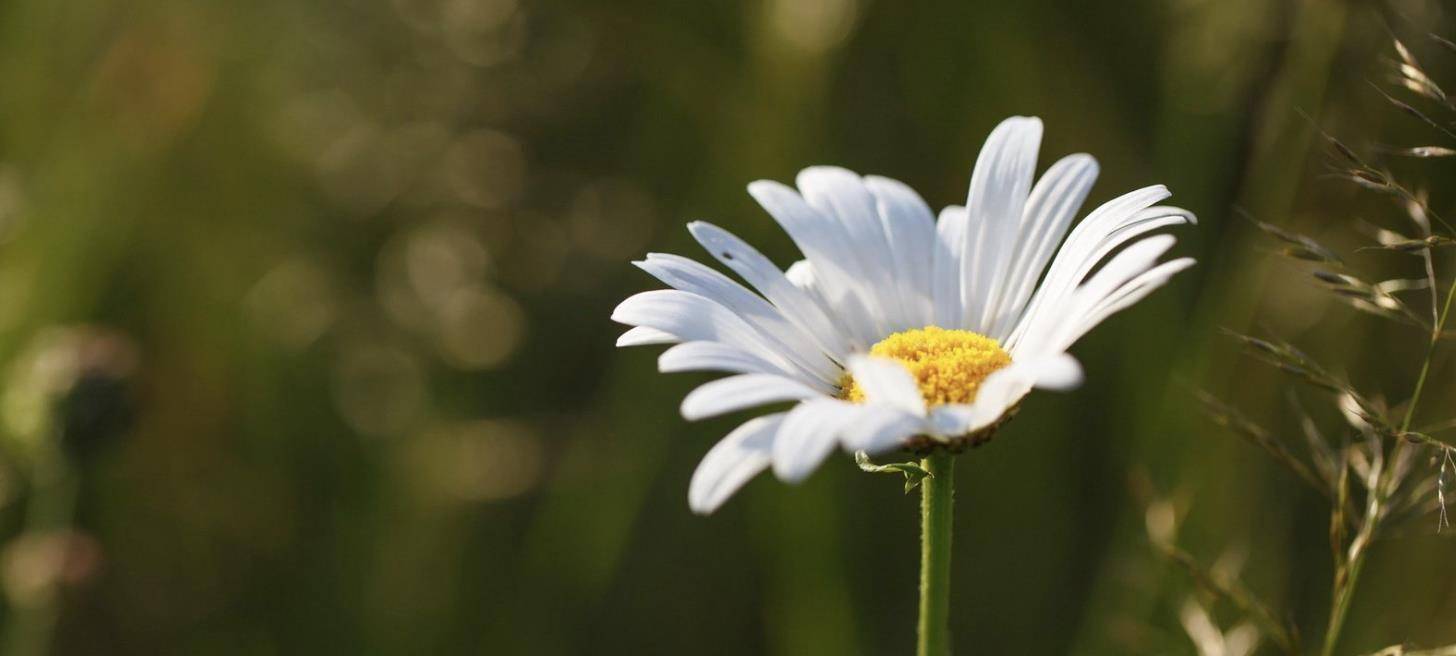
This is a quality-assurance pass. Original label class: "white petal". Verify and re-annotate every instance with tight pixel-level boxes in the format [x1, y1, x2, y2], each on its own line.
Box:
[932, 205, 968, 327]
[688, 413, 785, 514]
[616, 326, 677, 347]
[681, 374, 825, 421]
[927, 364, 1035, 438]
[612, 290, 832, 387]
[1012, 186, 1169, 334]
[925, 353, 1086, 437]
[1083, 257, 1195, 322]
[962, 116, 1043, 333]
[841, 405, 925, 454]
[748, 180, 882, 347]
[797, 167, 903, 334]
[687, 222, 853, 358]
[1068, 234, 1178, 312]
[658, 341, 797, 379]
[771, 398, 860, 483]
[866, 175, 937, 329]
[784, 259, 832, 313]
[1053, 257, 1195, 351]
[1022, 352, 1083, 390]
[636, 253, 839, 381]
[1023, 234, 1176, 354]
[845, 355, 926, 416]
[792, 167, 902, 328]
[987, 153, 1099, 339]
[1062, 206, 1194, 290]
[1008, 189, 1193, 353]
[787, 260, 883, 352]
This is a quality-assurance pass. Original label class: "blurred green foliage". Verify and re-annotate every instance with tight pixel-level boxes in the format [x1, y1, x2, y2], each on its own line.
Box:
[0, 0, 1449, 654]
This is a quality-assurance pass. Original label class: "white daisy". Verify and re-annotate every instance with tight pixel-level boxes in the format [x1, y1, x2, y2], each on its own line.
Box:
[613, 116, 1195, 514]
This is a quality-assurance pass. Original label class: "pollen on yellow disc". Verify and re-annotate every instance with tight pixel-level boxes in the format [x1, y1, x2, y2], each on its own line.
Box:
[841, 326, 1012, 406]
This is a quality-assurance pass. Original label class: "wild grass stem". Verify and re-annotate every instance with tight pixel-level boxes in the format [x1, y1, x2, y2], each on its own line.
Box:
[1321, 275, 1456, 656]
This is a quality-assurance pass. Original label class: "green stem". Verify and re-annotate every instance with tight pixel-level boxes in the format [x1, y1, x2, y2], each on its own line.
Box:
[918, 452, 955, 656]
[1322, 511, 1375, 656]
[1322, 277, 1456, 656]
[1400, 277, 1456, 435]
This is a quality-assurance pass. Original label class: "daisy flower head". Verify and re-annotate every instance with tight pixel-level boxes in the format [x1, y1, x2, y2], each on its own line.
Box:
[613, 116, 1195, 514]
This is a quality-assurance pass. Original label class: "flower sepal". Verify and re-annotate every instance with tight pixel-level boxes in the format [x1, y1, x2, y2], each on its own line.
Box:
[911, 402, 1022, 455]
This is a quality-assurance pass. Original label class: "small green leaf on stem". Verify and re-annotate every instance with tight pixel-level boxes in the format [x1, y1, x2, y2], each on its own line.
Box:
[855, 451, 932, 493]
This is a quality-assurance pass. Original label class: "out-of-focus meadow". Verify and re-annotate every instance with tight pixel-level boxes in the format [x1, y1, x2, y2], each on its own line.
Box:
[0, 0, 1451, 653]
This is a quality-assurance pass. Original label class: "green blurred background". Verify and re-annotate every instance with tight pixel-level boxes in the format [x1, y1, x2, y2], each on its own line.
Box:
[0, 0, 1450, 653]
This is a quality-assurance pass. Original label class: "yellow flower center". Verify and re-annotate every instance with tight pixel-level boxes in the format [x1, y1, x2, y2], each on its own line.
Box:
[841, 327, 1012, 406]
